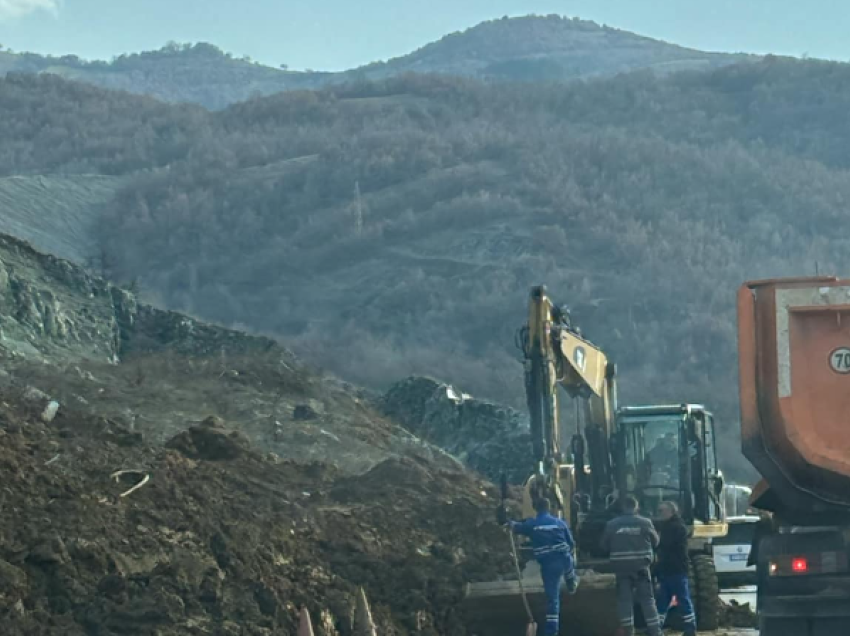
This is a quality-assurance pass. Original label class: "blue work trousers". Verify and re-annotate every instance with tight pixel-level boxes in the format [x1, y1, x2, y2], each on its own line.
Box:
[539, 554, 577, 636]
[656, 573, 696, 633]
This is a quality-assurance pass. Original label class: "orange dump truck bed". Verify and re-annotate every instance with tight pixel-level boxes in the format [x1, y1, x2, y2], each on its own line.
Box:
[738, 276, 850, 515]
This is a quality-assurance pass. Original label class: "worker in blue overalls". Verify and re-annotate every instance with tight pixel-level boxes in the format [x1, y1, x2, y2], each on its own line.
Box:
[502, 498, 580, 635]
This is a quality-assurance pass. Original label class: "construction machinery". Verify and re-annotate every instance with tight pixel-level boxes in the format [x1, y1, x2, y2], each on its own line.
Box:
[738, 276, 850, 635]
[464, 285, 726, 635]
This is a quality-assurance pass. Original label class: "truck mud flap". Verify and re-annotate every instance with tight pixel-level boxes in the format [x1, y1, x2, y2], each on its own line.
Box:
[760, 592, 850, 619]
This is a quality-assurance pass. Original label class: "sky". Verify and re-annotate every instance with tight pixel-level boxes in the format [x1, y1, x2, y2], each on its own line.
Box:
[0, 0, 848, 71]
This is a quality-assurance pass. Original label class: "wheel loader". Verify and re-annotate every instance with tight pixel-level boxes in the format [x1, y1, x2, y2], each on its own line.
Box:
[462, 286, 727, 635]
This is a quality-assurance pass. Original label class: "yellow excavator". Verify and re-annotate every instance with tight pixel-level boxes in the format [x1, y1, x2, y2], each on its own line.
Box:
[463, 286, 728, 636]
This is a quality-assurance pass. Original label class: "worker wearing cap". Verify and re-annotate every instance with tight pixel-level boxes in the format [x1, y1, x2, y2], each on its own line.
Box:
[654, 501, 696, 635]
[500, 498, 580, 635]
[601, 495, 664, 636]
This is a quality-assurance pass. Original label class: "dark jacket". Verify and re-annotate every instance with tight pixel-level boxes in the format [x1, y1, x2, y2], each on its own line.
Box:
[601, 511, 659, 573]
[510, 512, 575, 563]
[655, 514, 689, 576]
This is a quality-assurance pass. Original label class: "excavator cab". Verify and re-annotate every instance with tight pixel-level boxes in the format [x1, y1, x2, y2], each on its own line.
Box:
[616, 404, 725, 528]
[614, 404, 726, 631]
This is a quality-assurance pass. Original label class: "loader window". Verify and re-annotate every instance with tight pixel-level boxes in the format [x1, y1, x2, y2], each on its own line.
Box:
[644, 424, 680, 490]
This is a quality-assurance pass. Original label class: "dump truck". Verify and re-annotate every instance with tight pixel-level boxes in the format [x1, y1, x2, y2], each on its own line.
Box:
[463, 286, 727, 635]
[738, 276, 850, 636]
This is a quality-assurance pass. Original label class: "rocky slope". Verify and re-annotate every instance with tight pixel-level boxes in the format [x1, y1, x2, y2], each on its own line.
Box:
[0, 231, 463, 474]
[0, 232, 523, 635]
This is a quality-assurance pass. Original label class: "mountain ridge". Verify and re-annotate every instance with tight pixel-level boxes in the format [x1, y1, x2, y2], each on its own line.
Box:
[0, 15, 758, 109]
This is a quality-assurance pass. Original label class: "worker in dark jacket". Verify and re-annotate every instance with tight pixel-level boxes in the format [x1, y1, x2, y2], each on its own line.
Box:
[654, 501, 696, 635]
[601, 496, 664, 636]
[502, 498, 579, 636]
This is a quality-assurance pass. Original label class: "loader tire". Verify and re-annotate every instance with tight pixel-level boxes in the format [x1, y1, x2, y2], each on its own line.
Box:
[690, 554, 720, 631]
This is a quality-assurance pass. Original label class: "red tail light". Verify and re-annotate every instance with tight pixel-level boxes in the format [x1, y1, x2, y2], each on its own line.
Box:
[769, 552, 847, 576]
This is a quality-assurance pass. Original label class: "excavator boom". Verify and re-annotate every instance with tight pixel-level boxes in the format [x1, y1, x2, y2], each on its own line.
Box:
[463, 285, 724, 634]
[464, 286, 622, 635]
[520, 286, 617, 517]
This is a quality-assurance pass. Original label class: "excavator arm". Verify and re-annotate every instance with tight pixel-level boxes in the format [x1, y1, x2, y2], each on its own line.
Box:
[518, 286, 619, 520]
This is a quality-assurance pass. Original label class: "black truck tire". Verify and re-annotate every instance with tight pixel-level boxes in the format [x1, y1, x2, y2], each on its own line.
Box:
[690, 554, 720, 631]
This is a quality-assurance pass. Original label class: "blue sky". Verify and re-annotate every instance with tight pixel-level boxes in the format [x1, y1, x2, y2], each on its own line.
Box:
[1, 0, 848, 71]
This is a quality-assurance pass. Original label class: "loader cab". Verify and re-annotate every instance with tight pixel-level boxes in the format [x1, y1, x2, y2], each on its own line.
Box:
[616, 404, 724, 527]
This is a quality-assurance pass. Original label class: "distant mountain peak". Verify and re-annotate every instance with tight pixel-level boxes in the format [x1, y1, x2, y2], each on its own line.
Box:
[366, 14, 750, 80]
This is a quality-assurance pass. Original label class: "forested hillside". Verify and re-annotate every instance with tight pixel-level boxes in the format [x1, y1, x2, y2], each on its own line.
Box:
[0, 42, 328, 110]
[2, 58, 850, 476]
[0, 16, 749, 109]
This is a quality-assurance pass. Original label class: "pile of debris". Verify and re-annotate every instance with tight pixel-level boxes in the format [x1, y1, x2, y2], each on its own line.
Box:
[379, 377, 532, 484]
[0, 396, 513, 636]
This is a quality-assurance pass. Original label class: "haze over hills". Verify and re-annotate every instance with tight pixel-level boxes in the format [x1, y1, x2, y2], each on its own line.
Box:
[0, 15, 756, 109]
[2, 55, 850, 479]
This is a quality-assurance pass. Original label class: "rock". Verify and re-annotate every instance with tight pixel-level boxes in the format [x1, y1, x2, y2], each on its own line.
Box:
[21, 386, 60, 423]
[22, 386, 50, 404]
[294, 404, 320, 421]
[41, 400, 60, 423]
[166, 416, 250, 461]
[27, 537, 70, 566]
[254, 582, 278, 616]
[220, 622, 242, 636]
[73, 366, 98, 382]
[0, 559, 28, 597]
[97, 573, 128, 599]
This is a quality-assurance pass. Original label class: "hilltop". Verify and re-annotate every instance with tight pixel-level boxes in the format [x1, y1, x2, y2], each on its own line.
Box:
[362, 15, 751, 81]
[0, 16, 752, 109]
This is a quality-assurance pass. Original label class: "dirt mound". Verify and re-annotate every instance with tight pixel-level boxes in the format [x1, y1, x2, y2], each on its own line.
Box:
[0, 399, 512, 636]
[325, 458, 513, 635]
[720, 598, 758, 628]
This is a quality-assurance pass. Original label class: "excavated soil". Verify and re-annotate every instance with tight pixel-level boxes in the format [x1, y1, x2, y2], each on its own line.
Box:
[0, 400, 513, 636]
